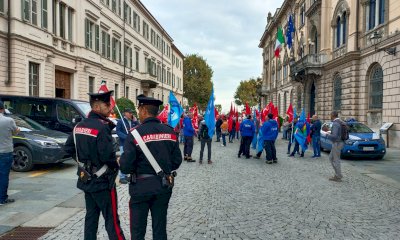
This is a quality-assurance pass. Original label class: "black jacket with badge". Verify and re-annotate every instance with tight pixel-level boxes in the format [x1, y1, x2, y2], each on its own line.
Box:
[120, 117, 182, 197]
[64, 111, 119, 192]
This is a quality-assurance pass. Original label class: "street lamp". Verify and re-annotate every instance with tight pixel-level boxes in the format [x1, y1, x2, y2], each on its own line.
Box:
[370, 31, 396, 56]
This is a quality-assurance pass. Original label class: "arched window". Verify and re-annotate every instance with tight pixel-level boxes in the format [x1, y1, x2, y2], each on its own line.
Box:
[368, 0, 385, 30]
[369, 65, 383, 109]
[369, 0, 376, 29]
[336, 17, 341, 48]
[314, 30, 318, 54]
[333, 75, 342, 111]
[342, 12, 347, 44]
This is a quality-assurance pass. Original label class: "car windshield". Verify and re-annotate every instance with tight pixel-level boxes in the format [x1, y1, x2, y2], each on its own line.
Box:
[347, 123, 374, 133]
[73, 101, 91, 117]
[9, 114, 47, 131]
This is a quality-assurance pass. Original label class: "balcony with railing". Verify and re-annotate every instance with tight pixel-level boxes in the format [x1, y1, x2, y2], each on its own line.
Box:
[289, 53, 330, 82]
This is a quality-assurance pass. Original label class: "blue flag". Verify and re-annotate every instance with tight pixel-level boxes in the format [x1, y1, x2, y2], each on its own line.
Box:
[286, 14, 295, 49]
[299, 108, 306, 123]
[167, 90, 184, 128]
[204, 87, 215, 138]
[293, 107, 297, 120]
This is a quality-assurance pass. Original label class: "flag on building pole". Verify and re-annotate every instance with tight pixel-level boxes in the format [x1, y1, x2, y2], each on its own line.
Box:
[204, 87, 215, 138]
[274, 27, 285, 58]
[286, 15, 295, 49]
[167, 90, 184, 128]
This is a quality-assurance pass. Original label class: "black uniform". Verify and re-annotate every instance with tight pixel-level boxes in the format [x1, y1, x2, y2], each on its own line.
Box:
[64, 109, 125, 240]
[120, 113, 182, 240]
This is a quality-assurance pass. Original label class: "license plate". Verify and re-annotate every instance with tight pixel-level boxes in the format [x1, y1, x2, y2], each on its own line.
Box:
[363, 147, 375, 151]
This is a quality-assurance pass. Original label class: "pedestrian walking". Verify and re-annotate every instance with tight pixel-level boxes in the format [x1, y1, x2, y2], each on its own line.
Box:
[323, 111, 345, 182]
[183, 112, 196, 162]
[198, 118, 212, 164]
[0, 101, 19, 206]
[64, 91, 126, 240]
[215, 115, 223, 142]
[116, 108, 138, 184]
[310, 115, 322, 158]
[239, 115, 255, 159]
[120, 94, 182, 240]
[261, 113, 279, 164]
[220, 116, 229, 147]
[251, 115, 260, 149]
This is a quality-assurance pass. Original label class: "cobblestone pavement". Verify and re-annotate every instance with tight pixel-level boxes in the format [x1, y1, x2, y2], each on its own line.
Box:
[41, 138, 400, 240]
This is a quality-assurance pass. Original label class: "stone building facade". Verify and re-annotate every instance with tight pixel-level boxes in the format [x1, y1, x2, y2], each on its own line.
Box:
[259, 0, 400, 147]
[0, 0, 184, 107]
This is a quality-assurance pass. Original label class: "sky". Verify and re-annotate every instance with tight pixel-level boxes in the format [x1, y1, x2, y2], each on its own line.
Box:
[142, 0, 284, 113]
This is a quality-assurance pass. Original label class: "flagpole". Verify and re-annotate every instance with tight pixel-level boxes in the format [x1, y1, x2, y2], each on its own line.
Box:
[114, 104, 129, 134]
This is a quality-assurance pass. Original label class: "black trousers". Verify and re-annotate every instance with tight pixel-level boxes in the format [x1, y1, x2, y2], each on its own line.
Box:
[183, 136, 194, 157]
[264, 140, 277, 161]
[129, 192, 172, 240]
[84, 188, 125, 240]
[241, 136, 253, 157]
[200, 139, 212, 161]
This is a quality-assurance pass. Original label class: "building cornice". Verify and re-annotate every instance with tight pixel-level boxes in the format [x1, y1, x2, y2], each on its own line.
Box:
[323, 51, 361, 70]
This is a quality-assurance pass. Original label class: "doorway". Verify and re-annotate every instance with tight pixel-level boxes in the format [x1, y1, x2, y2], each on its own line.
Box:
[55, 70, 71, 99]
[310, 82, 316, 116]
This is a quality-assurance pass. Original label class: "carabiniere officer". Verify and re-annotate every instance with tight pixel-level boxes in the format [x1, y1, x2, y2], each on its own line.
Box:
[64, 91, 125, 240]
[120, 94, 182, 240]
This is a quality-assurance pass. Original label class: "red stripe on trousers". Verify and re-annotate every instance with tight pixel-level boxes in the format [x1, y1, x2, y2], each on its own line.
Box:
[110, 187, 124, 240]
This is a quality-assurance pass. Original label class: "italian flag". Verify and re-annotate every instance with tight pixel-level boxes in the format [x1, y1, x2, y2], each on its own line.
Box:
[274, 27, 285, 58]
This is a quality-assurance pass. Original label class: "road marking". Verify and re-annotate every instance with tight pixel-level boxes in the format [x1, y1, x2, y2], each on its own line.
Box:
[29, 170, 51, 178]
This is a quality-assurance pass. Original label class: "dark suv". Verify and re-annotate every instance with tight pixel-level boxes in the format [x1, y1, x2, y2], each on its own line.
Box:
[0, 95, 91, 133]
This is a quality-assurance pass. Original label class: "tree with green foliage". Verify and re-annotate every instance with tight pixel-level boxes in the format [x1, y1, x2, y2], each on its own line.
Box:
[215, 104, 222, 114]
[234, 77, 262, 107]
[114, 97, 137, 118]
[183, 54, 213, 109]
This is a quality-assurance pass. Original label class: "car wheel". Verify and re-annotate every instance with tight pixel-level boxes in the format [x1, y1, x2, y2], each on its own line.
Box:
[13, 146, 34, 172]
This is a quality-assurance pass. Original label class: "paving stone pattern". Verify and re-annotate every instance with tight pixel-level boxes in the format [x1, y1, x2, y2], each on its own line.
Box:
[41, 138, 400, 240]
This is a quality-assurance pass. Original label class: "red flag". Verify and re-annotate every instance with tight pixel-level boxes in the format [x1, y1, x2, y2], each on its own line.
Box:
[230, 103, 233, 116]
[306, 113, 311, 144]
[245, 102, 251, 115]
[98, 81, 116, 109]
[157, 104, 169, 123]
[273, 106, 280, 128]
[228, 115, 233, 131]
[235, 118, 240, 131]
[286, 103, 294, 123]
[191, 103, 199, 129]
[214, 108, 219, 119]
[267, 101, 274, 114]
[261, 106, 268, 122]
[255, 109, 260, 119]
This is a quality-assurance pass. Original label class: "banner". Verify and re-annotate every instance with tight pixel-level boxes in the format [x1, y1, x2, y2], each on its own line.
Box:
[204, 87, 215, 138]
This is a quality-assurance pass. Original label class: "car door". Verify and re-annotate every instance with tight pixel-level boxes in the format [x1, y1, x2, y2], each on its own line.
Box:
[56, 101, 81, 133]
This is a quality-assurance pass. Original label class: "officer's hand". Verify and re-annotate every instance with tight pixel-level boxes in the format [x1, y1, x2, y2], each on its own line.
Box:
[116, 157, 120, 166]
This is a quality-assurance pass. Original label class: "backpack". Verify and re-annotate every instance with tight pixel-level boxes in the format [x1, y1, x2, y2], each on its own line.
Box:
[200, 124, 210, 139]
[339, 120, 349, 141]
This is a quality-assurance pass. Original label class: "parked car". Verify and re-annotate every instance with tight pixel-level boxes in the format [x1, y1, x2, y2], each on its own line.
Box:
[9, 114, 72, 172]
[0, 94, 119, 146]
[0, 95, 91, 134]
[320, 120, 386, 159]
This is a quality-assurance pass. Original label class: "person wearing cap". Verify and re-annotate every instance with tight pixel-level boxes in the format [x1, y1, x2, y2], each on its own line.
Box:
[120, 94, 182, 240]
[64, 91, 126, 240]
[239, 115, 255, 159]
[0, 101, 19, 206]
[116, 108, 138, 184]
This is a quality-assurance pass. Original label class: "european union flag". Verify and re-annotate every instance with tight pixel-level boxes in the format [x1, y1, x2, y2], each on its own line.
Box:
[204, 87, 215, 138]
[286, 14, 295, 49]
[167, 90, 184, 128]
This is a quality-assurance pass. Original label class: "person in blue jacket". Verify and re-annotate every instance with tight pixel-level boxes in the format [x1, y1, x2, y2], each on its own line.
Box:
[261, 113, 279, 164]
[239, 115, 255, 159]
[183, 112, 196, 162]
[116, 108, 138, 183]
